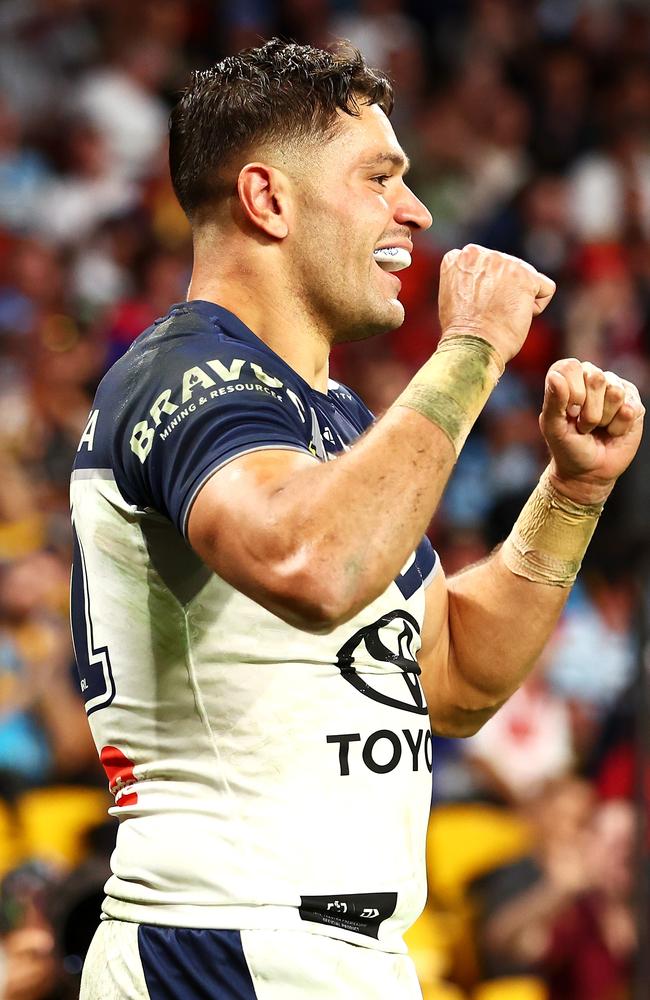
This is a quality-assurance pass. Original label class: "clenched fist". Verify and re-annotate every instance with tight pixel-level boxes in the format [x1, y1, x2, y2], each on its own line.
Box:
[438, 244, 556, 364]
[540, 358, 645, 504]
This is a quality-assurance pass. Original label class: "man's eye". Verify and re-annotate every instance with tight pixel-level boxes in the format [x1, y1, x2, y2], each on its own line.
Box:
[371, 175, 390, 187]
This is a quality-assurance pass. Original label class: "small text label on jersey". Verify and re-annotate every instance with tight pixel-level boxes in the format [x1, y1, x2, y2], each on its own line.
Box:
[299, 892, 398, 939]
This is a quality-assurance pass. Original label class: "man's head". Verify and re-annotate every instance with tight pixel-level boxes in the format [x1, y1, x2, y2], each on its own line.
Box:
[169, 39, 432, 343]
[169, 38, 393, 221]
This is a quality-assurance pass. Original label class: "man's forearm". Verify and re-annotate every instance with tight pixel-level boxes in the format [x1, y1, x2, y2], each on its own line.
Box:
[446, 548, 568, 709]
[437, 465, 604, 732]
[423, 357, 643, 737]
[245, 405, 457, 626]
[421, 547, 569, 738]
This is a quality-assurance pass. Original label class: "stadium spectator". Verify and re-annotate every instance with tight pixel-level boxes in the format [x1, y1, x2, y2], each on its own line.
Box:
[473, 789, 636, 1000]
[34, 121, 137, 246]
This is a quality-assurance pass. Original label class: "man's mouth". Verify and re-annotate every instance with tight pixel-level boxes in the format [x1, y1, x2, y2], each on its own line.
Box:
[373, 247, 412, 272]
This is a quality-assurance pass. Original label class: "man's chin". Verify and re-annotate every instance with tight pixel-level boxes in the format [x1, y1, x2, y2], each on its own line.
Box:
[335, 300, 405, 344]
[385, 297, 405, 326]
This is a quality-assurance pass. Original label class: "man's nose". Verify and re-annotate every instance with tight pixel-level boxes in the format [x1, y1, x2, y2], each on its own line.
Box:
[394, 185, 433, 232]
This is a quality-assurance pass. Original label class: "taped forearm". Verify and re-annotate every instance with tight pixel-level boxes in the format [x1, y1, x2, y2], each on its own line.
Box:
[501, 469, 605, 587]
[395, 334, 505, 455]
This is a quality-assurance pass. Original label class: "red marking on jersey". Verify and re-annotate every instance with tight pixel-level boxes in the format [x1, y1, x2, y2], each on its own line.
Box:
[100, 745, 138, 807]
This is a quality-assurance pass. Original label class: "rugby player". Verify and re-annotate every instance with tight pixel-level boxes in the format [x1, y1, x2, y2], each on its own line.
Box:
[71, 38, 644, 999]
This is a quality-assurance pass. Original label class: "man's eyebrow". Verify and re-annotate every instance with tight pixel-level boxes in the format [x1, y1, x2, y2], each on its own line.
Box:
[361, 152, 411, 175]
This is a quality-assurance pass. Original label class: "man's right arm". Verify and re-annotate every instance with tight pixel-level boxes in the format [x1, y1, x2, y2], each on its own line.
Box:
[188, 407, 456, 631]
[188, 245, 554, 632]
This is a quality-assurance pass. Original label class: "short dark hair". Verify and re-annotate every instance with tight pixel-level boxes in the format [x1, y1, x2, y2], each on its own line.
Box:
[169, 37, 393, 221]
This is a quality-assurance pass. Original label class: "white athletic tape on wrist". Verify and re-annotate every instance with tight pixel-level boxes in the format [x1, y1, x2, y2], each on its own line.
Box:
[501, 469, 606, 587]
[395, 334, 505, 455]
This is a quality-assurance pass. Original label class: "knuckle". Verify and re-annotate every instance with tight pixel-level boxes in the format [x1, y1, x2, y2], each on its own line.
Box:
[556, 358, 585, 380]
[505, 256, 534, 279]
[511, 256, 535, 279]
[554, 357, 582, 377]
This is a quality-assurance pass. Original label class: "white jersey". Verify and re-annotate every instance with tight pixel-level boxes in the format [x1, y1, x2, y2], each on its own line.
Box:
[70, 300, 439, 954]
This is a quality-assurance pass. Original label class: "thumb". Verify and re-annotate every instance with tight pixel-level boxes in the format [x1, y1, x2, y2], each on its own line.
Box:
[532, 271, 556, 317]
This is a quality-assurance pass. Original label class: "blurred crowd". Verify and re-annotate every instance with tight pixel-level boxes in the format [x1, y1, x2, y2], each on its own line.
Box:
[0, 0, 648, 997]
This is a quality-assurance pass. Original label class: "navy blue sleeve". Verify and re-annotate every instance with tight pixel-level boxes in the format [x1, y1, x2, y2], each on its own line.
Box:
[116, 336, 315, 537]
[416, 537, 438, 586]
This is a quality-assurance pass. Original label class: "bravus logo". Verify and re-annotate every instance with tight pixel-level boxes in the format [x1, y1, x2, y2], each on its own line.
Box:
[335, 610, 427, 715]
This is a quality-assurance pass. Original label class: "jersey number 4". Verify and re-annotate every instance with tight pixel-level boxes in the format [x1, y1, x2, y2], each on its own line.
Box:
[70, 519, 116, 715]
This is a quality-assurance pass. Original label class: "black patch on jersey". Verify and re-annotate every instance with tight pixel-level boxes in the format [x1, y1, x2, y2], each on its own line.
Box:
[335, 610, 428, 715]
[299, 892, 398, 939]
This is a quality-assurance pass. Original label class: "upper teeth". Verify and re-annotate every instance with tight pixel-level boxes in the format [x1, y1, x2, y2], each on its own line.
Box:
[373, 247, 412, 272]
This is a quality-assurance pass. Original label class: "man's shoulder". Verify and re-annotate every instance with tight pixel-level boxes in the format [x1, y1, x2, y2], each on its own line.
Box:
[73, 302, 317, 523]
[93, 302, 310, 436]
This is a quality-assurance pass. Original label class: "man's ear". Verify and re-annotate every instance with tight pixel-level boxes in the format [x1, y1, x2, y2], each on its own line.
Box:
[236, 163, 291, 239]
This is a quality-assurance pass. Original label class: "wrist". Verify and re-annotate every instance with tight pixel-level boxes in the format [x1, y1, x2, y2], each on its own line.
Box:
[395, 334, 503, 455]
[501, 467, 606, 588]
[547, 462, 615, 507]
[440, 325, 507, 371]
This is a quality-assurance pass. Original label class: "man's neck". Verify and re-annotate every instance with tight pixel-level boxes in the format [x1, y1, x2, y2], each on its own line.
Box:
[187, 273, 332, 394]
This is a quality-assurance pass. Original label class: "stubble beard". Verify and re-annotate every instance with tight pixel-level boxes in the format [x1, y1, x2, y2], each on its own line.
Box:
[331, 282, 405, 345]
[294, 240, 405, 346]
[290, 178, 405, 342]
